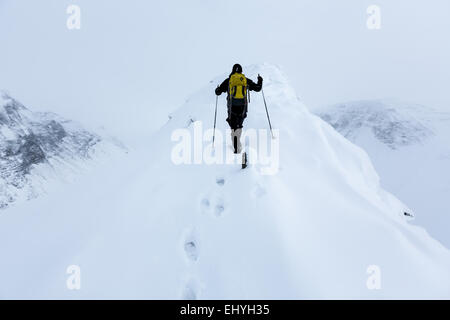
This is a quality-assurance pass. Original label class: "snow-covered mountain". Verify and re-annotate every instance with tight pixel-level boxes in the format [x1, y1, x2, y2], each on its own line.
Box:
[315, 99, 450, 248]
[0, 65, 449, 299]
[0, 91, 121, 209]
[317, 100, 436, 149]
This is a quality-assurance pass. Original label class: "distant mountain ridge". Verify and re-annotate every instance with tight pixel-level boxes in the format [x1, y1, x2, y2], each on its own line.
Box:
[316, 99, 435, 149]
[0, 91, 116, 209]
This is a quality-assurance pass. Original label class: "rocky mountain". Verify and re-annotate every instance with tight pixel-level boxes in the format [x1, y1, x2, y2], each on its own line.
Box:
[317, 100, 436, 150]
[0, 91, 116, 209]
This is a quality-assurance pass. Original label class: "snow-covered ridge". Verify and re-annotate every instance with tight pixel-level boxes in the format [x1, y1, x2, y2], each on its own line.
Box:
[316, 99, 436, 149]
[141, 64, 450, 298]
[0, 65, 449, 299]
[0, 91, 120, 209]
[314, 98, 450, 248]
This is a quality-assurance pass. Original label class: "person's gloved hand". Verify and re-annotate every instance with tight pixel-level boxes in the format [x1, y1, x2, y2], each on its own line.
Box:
[215, 86, 221, 96]
[257, 74, 263, 84]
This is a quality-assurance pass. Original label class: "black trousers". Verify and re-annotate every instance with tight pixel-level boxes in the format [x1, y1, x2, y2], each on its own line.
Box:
[226, 99, 247, 130]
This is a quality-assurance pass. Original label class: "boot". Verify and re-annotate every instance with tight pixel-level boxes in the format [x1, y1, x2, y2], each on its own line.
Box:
[231, 128, 242, 154]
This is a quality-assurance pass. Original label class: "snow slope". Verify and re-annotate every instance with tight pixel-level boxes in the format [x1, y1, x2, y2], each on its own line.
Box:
[316, 100, 450, 248]
[0, 65, 449, 299]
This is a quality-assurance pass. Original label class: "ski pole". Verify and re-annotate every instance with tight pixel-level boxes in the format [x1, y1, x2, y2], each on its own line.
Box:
[213, 94, 218, 148]
[261, 87, 274, 139]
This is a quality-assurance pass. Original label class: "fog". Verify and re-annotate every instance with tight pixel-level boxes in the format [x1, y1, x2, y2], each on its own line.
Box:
[1, 0, 449, 140]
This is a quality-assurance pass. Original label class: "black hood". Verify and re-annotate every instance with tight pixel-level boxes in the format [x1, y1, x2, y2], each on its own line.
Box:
[230, 64, 243, 75]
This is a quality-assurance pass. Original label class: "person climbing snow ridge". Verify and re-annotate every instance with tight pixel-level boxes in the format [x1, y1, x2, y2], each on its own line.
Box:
[215, 64, 263, 154]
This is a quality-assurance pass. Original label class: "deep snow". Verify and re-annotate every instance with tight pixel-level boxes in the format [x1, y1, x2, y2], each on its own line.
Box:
[0, 64, 449, 299]
[316, 99, 450, 248]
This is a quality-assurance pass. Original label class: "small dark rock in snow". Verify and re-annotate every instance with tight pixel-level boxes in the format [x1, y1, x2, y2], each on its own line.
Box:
[216, 177, 225, 186]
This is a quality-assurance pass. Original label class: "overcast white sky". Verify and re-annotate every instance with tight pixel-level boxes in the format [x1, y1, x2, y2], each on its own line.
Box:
[1, 0, 449, 139]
